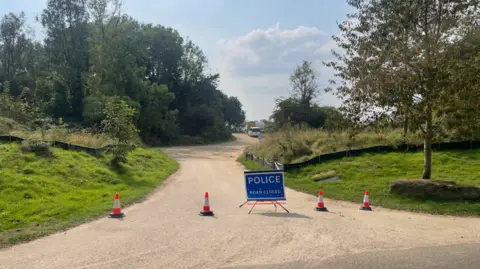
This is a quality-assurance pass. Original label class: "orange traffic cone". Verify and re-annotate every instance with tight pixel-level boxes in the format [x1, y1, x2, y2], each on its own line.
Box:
[315, 190, 328, 211]
[360, 190, 372, 211]
[109, 192, 125, 218]
[200, 192, 214, 216]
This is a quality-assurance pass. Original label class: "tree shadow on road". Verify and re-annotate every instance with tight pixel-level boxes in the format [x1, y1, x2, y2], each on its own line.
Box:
[255, 212, 312, 219]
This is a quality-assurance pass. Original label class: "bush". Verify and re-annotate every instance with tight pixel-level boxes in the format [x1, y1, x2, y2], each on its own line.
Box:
[20, 140, 53, 157]
[389, 179, 480, 201]
[101, 99, 139, 166]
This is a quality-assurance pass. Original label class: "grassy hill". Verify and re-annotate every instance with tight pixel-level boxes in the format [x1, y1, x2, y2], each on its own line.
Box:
[0, 142, 178, 248]
[240, 149, 480, 216]
[241, 126, 480, 216]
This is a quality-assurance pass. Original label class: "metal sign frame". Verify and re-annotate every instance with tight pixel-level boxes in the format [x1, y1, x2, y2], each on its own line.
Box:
[239, 170, 289, 214]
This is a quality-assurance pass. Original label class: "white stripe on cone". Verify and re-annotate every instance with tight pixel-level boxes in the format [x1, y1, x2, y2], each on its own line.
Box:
[114, 199, 120, 208]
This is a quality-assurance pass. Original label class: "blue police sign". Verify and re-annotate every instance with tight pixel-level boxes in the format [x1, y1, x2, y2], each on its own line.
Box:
[244, 170, 286, 201]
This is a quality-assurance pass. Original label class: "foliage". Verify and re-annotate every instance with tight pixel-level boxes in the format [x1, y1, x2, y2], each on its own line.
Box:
[240, 149, 480, 216]
[325, 0, 480, 179]
[20, 140, 53, 157]
[0, 81, 37, 125]
[290, 60, 318, 106]
[0, 142, 178, 247]
[270, 60, 342, 130]
[0, 0, 246, 145]
[223, 96, 246, 128]
[101, 98, 138, 165]
[138, 83, 178, 144]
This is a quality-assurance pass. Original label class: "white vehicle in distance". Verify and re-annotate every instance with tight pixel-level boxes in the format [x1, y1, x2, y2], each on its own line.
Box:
[247, 127, 261, 137]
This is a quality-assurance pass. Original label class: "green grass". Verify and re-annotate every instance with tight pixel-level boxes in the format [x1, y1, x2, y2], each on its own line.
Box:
[0, 142, 179, 248]
[239, 150, 480, 216]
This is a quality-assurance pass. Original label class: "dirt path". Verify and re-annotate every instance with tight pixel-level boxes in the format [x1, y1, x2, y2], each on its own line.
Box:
[1, 134, 479, 269]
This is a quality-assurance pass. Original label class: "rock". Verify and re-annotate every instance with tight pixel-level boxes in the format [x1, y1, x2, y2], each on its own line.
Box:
[389, 179, 480, 201]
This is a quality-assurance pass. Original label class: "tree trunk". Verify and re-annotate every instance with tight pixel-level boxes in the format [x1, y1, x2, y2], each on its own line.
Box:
[403, 110, 409, 137]
[422, 104, 433, 179]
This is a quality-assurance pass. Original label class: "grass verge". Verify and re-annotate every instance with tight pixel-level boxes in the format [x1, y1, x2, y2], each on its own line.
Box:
[239, 150, 480, 216]
[0, 142, 179, 248]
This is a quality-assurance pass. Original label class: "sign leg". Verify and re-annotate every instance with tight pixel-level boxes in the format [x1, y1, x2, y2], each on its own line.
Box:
[275, 201, 290, 213]
[248, 201, 258, 214]
[239, 201, 249, 208]
[271, 201, 278, 212]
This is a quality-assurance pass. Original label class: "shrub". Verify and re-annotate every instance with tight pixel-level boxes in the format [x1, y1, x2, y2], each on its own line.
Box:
[101, 99, 139, 166]
[389, 179, 480, 201]
[20, 140, 53, 157]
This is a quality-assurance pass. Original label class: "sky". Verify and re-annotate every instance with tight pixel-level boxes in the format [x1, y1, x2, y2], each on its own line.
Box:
[1, 0, 353, 121]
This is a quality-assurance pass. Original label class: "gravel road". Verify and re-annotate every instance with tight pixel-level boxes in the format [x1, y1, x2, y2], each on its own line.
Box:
[1, 134, 479, 269]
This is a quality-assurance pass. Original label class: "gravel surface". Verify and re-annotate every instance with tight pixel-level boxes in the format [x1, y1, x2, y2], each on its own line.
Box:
[1, 134, 479, 269]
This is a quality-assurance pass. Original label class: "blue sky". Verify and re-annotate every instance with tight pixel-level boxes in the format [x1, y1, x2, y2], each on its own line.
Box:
[1, 0, 352, 120]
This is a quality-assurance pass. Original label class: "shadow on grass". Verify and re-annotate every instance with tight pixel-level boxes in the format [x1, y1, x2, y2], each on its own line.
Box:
[256, 212, 312, 219]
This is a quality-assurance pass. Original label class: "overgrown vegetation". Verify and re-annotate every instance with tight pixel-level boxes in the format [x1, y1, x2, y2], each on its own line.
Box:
[239, 150, 480, 216]
[247, 125, 426, 163]
[0, 142, 178, 247]
[0, 0, 246, 146]
[0, 117, 110, 148]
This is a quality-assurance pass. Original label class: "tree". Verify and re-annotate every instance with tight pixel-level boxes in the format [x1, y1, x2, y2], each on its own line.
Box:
[438, 29, 480, 141]
[290, 60, 318, 107]
[271, 60, 331, 129]
[326, 0, 480, 179]
[41, 0, 90, 119]
[0, 2, 247, 146]
[101, 98, 138, 165]
[0, 12, 36, 96]
[270, 97, 336, 129]
[223, 96, 246, 128]
[138, 83, 178, 144]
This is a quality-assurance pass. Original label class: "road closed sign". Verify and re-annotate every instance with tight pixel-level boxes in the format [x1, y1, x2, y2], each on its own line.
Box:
[244, 170, 286, 201]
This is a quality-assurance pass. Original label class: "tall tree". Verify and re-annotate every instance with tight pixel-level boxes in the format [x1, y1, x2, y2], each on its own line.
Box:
[223, 95, 246, 128]
[0, 12, 32, 94]
[290, 60, 318, 107]
[41, 0, 90, 119]
[326, 0, 480, 179]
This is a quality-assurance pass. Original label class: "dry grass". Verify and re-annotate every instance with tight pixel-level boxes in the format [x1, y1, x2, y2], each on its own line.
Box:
[9, 129, 110, 148]
[248, 125, 424, 163]
[0, 116, 110, 148]
[312, 170, 336, 180]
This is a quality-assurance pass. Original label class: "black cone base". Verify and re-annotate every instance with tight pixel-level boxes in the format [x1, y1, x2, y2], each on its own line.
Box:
[199, 211, 214, 216]
[109, 212, 125, 218]
[315, 207, 328, 212]
[360, 206, 372, 211]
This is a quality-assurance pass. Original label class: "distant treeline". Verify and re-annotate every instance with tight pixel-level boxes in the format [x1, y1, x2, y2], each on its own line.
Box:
[0, 0, 246, 146]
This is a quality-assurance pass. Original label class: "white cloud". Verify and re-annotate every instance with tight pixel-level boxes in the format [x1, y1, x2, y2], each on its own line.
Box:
[214, 23, 341, 120]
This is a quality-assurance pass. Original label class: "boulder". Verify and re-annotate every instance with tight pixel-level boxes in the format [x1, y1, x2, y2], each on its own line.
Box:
[389, 179, 480, 201]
